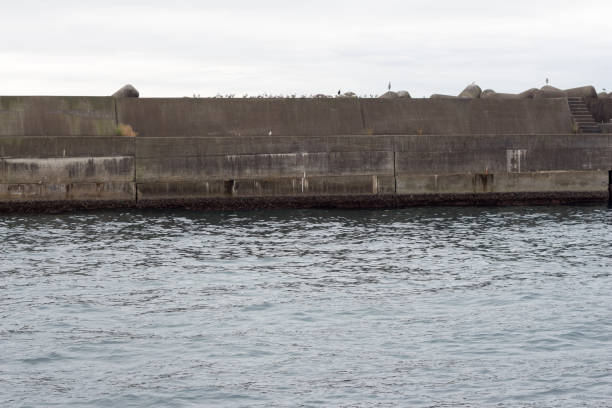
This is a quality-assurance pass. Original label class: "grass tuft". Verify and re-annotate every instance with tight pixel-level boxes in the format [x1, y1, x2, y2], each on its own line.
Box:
[115, 123, 138, 137]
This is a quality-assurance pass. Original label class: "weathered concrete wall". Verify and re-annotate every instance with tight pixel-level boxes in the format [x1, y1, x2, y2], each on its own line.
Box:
[0, 96, 134, 207]
[394, 134, 612, 175]
[118, 97, 574, 137]
[134, 133, 610, 206]
[135, 134, 397, 201]
[117, 98, 365, 137]
[585, 98, 612, 123]
[0, 182, 134, 204]
[0, 136, 135, 158]
[360, 99, 573, 135]
[0, 96, 610, 211]
[395, 171, 608, 194]
[0, 157, 133, 184]
[0, 97, 117, 136]
[0, 156, 135, 203]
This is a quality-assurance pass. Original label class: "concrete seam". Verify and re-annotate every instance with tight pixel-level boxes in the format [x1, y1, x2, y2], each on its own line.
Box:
[134, 153, 138, 204]
[393, 136, 397, 195]
[137, 150, 392, 160]
[359, 101, 366, 131]
[114, 99, 119, 127]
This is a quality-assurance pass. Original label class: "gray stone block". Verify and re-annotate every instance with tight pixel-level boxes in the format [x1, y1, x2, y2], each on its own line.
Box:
[379, 91, 398, 99]
[430, 94, 457, 99]
[396, 90, 411, 98]
[564, 86, 597, 98]
[534, 85, 565, 99]
[518, 88, 538, 99]
[112, 84, 139, 98]
[458, 84, 482, 98]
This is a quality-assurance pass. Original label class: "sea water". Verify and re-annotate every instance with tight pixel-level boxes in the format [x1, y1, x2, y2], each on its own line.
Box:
[1, 206, 611, 407]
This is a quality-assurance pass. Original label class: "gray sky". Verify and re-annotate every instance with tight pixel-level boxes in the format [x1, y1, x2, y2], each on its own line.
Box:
[2, 0, 611, 97]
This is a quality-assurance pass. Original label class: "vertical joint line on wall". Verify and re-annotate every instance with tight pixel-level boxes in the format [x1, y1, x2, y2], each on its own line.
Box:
[113, 98, 119, 126]
[359, 101, 366, 130]
[608, 170, 612, 204]
[393, 144, 397, 194]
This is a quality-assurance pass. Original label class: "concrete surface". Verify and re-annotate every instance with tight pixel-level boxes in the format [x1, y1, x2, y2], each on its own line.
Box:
[117, 98, 365, 137]
[585, 98, 612, 123]
[360, 99, 573, 135]
[0, 96, 610, 211]
[0, 96, 117, 136]
[0, 157, 134, 184]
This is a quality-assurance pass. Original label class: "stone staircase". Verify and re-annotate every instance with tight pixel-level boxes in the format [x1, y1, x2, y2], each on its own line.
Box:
[567, 97, 601, 133]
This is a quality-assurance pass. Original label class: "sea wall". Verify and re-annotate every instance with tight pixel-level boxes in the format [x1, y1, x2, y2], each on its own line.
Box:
[585, 97, 612, 124]
[0, 96, 117, 136]
[117, 98, 574, 137]
[1, 96, 610, 212]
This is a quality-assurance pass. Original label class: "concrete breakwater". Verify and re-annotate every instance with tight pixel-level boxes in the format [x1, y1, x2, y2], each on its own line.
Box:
[0, 96, 611, 212]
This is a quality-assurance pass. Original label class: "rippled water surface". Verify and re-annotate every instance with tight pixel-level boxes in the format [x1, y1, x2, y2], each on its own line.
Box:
[1, 206, 611, 407]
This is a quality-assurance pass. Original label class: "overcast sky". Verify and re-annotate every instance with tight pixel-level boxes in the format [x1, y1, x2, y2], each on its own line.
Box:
[1, 0, 611, 97]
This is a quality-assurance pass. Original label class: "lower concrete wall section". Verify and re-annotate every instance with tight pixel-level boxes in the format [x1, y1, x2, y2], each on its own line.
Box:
[136, 152, 395, 182]
[396, 171, 608, 195]
[0, 157, 134, 184]
[0, 136, 135, 158]
[0, 133, 610, 212]
[134, 170, 608, 210]
[138, 175, 396, 200]
[394, 134, 612, 174]
[0, 182, 135, 202]
[0, 156, 135, 207]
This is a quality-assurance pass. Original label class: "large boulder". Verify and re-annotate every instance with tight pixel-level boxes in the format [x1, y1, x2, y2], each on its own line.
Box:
[397, 90, 411, 98]
[458, 83, 482, 98]
[481, 90, 519, 99]
[379, 91, 398, 99]
[480, 89, 496, 98]
[339, 91, 357, 98]
[430, 94, 457, 99]
[518, 88, 538, 99]
[564, 85, 597, 98]
[534, 85, 565, 99]
[112, 84, 139, 98]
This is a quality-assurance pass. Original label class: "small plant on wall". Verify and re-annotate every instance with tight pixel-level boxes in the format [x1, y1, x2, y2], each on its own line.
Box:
[115, 123, 138, 137]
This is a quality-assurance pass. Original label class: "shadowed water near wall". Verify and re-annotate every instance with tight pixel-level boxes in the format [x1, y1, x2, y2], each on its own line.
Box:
[0, 96, 610, 211]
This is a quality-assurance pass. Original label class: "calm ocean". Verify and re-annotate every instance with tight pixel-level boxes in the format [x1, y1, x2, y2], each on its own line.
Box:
[1, 206, 611, 407]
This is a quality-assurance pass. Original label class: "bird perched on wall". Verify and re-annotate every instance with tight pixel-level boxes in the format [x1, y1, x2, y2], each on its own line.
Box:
[388, 81, 391, 91]
[546, 78, 550, 85]
[337, 90, 341, 96]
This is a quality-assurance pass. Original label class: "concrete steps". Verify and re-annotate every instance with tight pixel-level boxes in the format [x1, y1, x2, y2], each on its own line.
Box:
[567, 97, 601, 133]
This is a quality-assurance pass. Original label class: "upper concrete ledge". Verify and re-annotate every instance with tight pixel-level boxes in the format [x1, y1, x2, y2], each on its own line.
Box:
[116, 97, 574, 137]
[1, 95, 574, 137]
